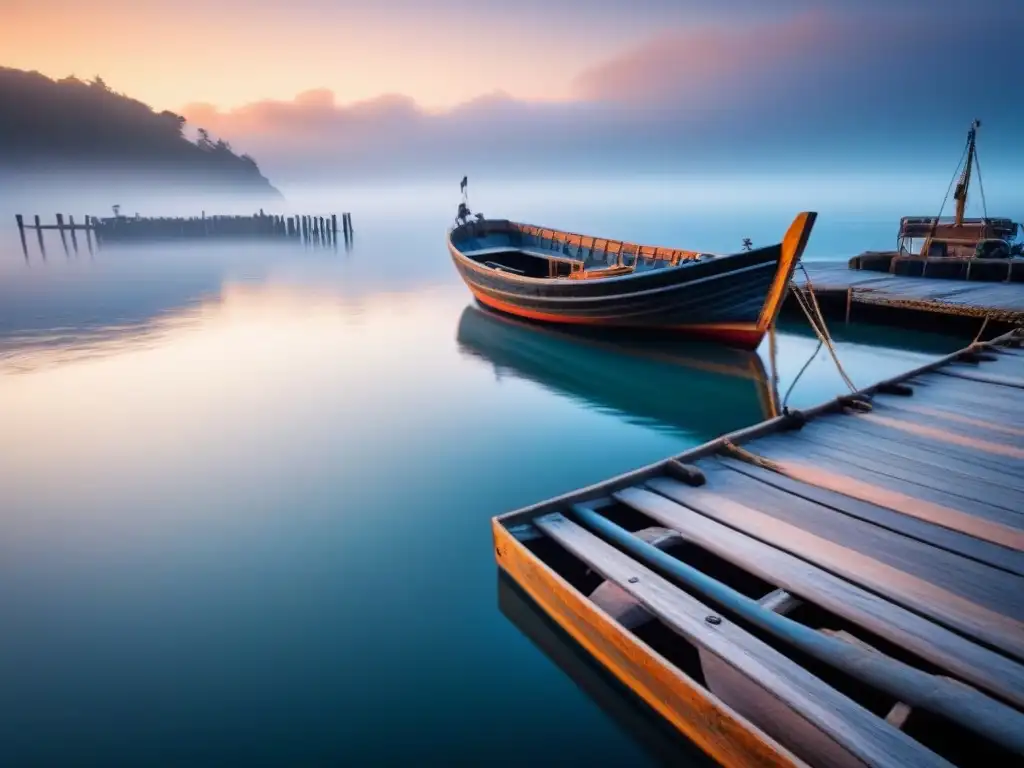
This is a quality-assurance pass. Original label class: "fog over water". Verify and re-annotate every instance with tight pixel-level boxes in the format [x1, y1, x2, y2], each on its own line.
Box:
[0, 169, 1004, 766]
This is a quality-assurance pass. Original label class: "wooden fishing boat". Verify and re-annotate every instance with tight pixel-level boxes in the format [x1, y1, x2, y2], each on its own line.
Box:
[447, 204, 817, 350]
[457, 304, 777, 437]
[850, 120, 1023, 281]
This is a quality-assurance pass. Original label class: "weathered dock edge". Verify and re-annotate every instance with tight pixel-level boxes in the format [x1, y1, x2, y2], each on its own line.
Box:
[789, 262, 1024, 336]
[493, 327, 1024, 767]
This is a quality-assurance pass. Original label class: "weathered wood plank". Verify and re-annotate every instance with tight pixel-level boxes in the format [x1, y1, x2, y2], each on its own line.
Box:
[644, 479, 1024, 659]
[715, 457, 1024, 577]
[492, 521, 805, 768]
[590, 526, 687, 630]
[690, 462, 1024, 616]
[736, 448, 1024, 552]
[757, 431, 1024, 518]
[796, 262, 1024, 324]
[773, 421, 1024, 501]
[936, 368, 1024, 390]
[698, 650, 868, 768]
[532, 513, 949, 768]
[870, 399, 1024, 442]
[812, 413, 1024, 483]
[759, 589, 802, 615]
[856, 411, 1024, 460]
[622, 483, 1024, 709]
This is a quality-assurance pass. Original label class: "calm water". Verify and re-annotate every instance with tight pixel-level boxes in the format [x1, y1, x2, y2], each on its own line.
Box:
[0, 197, 962, 766]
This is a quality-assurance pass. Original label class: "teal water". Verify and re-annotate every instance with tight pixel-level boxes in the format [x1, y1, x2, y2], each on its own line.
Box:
[0, 201, 962, 766]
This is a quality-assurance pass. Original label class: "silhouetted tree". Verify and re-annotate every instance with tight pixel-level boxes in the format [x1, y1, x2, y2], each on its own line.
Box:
[0, 66, 279, 195]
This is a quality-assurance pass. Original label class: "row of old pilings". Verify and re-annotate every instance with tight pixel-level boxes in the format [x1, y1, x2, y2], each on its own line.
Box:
[14, 211, 354, 258]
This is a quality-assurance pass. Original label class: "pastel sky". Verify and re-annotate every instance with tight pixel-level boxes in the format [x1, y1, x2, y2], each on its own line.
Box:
[6, 0, 1023, 181]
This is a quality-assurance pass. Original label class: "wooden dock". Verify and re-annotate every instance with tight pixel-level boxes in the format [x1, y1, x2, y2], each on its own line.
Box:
[492, 328, 1024, 767]
[13, 211, 354, 257]
[792, 261, 1024, 334]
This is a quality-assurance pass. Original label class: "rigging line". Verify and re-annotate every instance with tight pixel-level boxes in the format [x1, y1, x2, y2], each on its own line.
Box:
[935, 135, 970, 222]
[973, 144, 988, 220]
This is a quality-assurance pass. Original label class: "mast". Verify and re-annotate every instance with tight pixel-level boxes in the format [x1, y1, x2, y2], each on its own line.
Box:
[953, 119, 980, 227]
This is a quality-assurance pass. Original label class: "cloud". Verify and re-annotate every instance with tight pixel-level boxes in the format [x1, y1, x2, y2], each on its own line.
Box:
[180, 8, 1024, 183]
[571, 11, 829, 107]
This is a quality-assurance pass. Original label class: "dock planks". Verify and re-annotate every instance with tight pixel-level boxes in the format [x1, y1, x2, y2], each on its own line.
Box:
[493, 328, 1024, 767]
[796, 261, 1024, 325]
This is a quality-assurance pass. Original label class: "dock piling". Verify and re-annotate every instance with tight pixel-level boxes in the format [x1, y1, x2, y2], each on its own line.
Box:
[68, 215, 79, 253]
[55, 213, 69, 254]
[15, 214, 27, 258]
[13, 210, 348, 255]
[33, 215, 45, 257]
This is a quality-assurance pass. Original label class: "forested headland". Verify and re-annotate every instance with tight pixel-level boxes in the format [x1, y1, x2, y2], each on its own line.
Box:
[0, 67, 280, 198]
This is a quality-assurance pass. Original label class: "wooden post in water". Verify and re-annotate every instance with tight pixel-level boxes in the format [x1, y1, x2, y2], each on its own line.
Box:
[55, 213, 69, 254]
[68, 215, 79, 252]
[331, 214, 338, 240]
[85, 216, 95, 253]
[15, 214, 28, 258]
[318, 216, 325, 242]
[34, 214, 46, 256]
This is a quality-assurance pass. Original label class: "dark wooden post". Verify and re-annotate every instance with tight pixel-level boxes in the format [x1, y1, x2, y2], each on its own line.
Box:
[55, 213, 69, 254]
[68, 215, 79, 252]
[331, 214, 338, 240]
[16, 214, 28, 257]
[34, 214, 46, 256]
[85, 216, 95, 253]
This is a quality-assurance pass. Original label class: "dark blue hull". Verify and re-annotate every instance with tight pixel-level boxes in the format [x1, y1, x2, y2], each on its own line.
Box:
[447, 213, 816, 349]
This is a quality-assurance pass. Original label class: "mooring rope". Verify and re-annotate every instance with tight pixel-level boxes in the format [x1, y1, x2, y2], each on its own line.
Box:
[720, 438, 784, 473]
[788, 264, 859, 397]
[972, 315, 991, 347]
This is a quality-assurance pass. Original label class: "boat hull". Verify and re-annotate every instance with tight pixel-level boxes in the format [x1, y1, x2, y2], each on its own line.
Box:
[448, 213, 816, 350]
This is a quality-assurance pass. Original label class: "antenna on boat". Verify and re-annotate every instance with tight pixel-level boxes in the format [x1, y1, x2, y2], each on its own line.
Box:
[455, 175, 472, 226]
[953, 119, 981, 227]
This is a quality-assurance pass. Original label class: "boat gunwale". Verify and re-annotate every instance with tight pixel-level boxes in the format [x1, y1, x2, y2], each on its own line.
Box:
[452, 249, 778, 304]
[446, 219, 770, 288]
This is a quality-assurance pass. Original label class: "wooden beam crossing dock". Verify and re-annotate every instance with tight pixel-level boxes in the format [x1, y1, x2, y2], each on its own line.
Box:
[791, 261, 1024, 334]
[493, 328, 1024, 767]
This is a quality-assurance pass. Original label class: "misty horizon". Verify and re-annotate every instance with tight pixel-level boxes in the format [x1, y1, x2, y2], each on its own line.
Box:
[4, 3, 1023, 192]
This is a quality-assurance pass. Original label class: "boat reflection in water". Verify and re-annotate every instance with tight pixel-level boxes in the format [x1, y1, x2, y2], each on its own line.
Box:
[456, 305, 777, 439]
[498, 573, 714, 766]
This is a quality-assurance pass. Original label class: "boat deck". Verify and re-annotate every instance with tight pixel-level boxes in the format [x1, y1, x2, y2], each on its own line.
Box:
[796, 261, 1024, 325]
[492, 329, 1024, 767]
